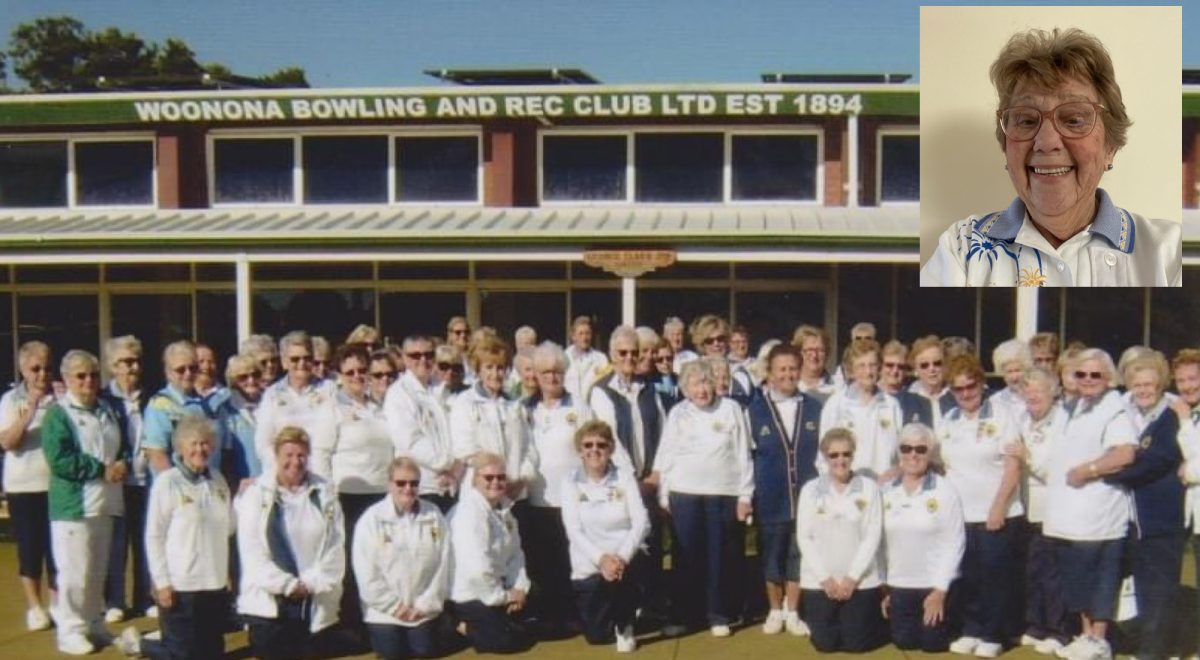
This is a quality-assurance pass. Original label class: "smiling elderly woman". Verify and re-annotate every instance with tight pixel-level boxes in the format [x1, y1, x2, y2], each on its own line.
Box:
[921, 27, 1181, 287]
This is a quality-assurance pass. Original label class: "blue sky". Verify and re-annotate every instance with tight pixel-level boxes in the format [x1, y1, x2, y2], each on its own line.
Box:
[0, 0, 1192, 88]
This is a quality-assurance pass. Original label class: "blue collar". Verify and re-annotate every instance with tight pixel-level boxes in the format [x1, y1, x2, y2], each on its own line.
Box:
[890, 471, 936, 493]
[946, 398, 994, 422]
[815, 474, 865, 497]
[979, 188, 1134, 254]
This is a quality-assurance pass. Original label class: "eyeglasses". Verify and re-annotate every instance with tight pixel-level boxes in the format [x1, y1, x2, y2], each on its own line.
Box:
[614, 349, 636, 358]
[703, 335, 729, 346]
[392, 479, 419, 489]
[234, 372, 261, 382]
[312, 359, 328, 368]
[826, 451, 853, 460]
[479, 473, 507, 483]
[172, 364, 199, 375]
[898, 444, 930, 455]
[1074, 370, 1104, 381]
[918, 360, 943, 370]
[405, 351, 435, 361]
[436, 362, 462, 371]
[287, 355, 312, 364]
[341, 368, 367, 377]
[449, 328, 468, 336]
[998, 101, 1105, 142]
[582, 441, 610, 451]
[258, 357, 280, 367]
[114, 357, 140, 367]
[370, 371, 397, 381]
[70, 371, 100, 381]
[654, 355, 672, 363]
[882, 361, 905, 370]
[950, 381, 979, 394]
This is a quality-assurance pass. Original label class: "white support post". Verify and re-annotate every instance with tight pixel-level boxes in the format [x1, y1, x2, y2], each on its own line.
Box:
[847, 114, 859, 208]
[1015, 287, 1038, 341]
[236, 254, 252, 346]
[622, 276, 636, 326]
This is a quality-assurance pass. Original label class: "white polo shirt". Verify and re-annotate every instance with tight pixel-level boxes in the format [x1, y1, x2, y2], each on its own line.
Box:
[1018, 405, 1068, 525]
[921, 189, 1182, 287]
[1043, 390, 1137, 542]
[817, 385, 902, 480]
[653, 398, 754, 507]
[937, 400, 1023, 523]
[882, 473, 965, 592]
[559, 465, 649, 580]
[1177, 406, 1200, 532]
[0, 384, 54, 493]
[795, 474, 883, 590]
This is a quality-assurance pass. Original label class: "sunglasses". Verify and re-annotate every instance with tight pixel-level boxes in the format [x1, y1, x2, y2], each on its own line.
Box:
[826, 451, 853, 460]
[341, 368, 367, 377]
[950, 381, 979, 394]
[392, 479, 419, 489]
[1074, 371, 1103, 381]
[898, 444, 930, 455]
[882, 361, 905, 370]
[258, 357, 280, 367]
[918, 360, 943, 370]
[71, 371, 100, 381]
[582, 441, 610, 451]
[614, 349, 636, 358]
[234, 372, 261, 382]
[406, 351, 436, 361]
[370, 371, 397, 380]
[654, 355, 672, 363]
[312, 359, 328, 368]
[479, 473, 507, 483]
[703, 335, 729, 345]
[287, 355, 313, 364]
[450, 328, 468, 336]
[436, 363, 462, 371]
[172, 364, 199, 375]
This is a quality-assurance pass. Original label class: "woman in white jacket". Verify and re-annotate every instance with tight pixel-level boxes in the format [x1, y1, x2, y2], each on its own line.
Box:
[237, 426, 345, 660]
[817, 339, 903, 480]
[796, 427, 886, 653]
[448, 451, 534, 654]
[352, 457, 451, 660]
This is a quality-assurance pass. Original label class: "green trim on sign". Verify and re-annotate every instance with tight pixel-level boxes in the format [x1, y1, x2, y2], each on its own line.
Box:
[1184, 94, 1200, 118]
[0, 87, 919, 127]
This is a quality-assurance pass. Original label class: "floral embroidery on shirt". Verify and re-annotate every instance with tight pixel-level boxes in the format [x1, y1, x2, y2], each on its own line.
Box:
[1018, 267, 1047, 287]
[966, 225, 1019, 269]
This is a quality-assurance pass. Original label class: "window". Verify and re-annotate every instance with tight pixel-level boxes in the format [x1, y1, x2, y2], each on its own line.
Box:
[635, 133, 723, 202]
[0, 141, 67, 207]
[213, 138, 294, 203]
[75, 141, 154, 205]
[542, 135, 627, 201]
[878, 131, 919, 203]
[304, 135, 387, 203]
[731, 134, 818, 201]
[395, 136, 479, 202]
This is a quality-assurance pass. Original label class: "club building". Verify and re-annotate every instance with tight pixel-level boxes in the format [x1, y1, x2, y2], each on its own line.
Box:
[0, 69, 1197, 383]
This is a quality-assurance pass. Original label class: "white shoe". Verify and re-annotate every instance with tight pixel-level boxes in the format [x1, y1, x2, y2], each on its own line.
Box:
[105, 607, 125, 623]
[761, 609, 785, 635]
[144, 606, 158, 619]
[975, 641, 1003, 658]
[144, 630, 162, 641]
[1057, 636, 1090, 659]
[58, 634, 96, 656]
[710, 624, 732, 637]
[26, 606, 50, 631]
[1035, 638, 1065, 655]
[615, 625, 637, 653]
[1022, 634, 1044, 646]
[1083, 637, 1112, 660]
[784, 612, 811, 637]
[950, 636, 983, 655]
[115, 627, 142, 657]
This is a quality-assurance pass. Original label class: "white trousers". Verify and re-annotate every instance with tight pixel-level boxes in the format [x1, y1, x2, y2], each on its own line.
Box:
[51, 517, 113, 642]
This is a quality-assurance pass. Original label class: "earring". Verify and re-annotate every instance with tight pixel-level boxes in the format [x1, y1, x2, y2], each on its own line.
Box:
[1003, 163, 1008, 171]
[1105, 163, 1113, 171]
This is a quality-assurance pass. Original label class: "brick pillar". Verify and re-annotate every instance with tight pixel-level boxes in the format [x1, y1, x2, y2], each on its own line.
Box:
[823, 117, 844, 206]
[483, 123, 538, 207]
[157, 130, 208, 208]
[1185, 120, 1198, 209]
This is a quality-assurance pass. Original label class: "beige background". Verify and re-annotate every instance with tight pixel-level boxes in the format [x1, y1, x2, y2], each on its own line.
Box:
[918, 5, 1181, 266]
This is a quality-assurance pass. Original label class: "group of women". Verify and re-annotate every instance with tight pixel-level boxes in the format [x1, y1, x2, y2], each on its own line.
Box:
[1, 317, 1197, 660]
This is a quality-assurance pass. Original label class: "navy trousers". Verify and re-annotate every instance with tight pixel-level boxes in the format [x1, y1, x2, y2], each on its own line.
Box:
[141, 589, 228, 660]
[573, 555, 645, 644]
[366, 619, 440, 660]
[1130, 532, 1186, 660]
[453, 600, 534, 654]
[667, 493, 743, 627]
[339, 491, 382, 628]
[960, 521, 1019, 644]
[888, 586, 954, 652]
[804, 587, 887, 653]
[106, 485, 151, 613]
[521, 505, 574, 626]
[1025, 525, 1072, 643]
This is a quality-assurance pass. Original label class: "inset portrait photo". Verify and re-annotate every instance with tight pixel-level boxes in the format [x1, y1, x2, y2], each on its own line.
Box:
[919, 5, 1181, 287]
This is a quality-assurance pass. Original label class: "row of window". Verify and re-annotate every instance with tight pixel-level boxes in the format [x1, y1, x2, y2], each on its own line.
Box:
[0, 130, 919, 208]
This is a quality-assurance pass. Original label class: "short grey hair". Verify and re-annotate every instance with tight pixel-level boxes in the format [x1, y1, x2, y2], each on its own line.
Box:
[514, 326, 537, 346]
[992, 338, 1032, 373]
[635, 326, 660, 351]
[311, 336, 330, 358]
[162, 340, 196, 370]
[61, 349, 100, 376]
[1075, 347, 1120, 389]
[1022, 367, 1061, 398]
[104, 335, 143, 371]
[897, 422, 940, 467]
[531, 341, 568, 373]
[18, 340, 51, 368]
[239, 334, 277, 356]
[663, 316, 685, 333]
[678, 359, 714, 390]
[225, 354, 258, 386]
[278, 330, 312, 356]
[819, 427, 857, 456]
[513, 346, 536, 369]
[172, 414, 217, 453]
[608, 325, 639, 354]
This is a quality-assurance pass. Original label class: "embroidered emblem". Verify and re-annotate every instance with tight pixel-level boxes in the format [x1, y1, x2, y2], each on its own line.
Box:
[1018, 268, 1047, 287]
[926, 498, 938, 514]
[565, 411, 578, 425]
[816, 506, 826, 516]
[760, 425, 772, 437]
[879, 418, 891, 430]
[276, 398, 287, 408]
[884, 501, 892, 511]
[382, 531, 392, 545]
[979, 422, 996, 439]
[713, 422, 725, 433]
[430, 524, 440, 542]
[1140, 435, 1152, 450]
[607, 487, 625, 502]
[805, 421, 816, 431]
[180, 494, 193, 506]
[579, 492, 589, 503]
[854, 498, 867, 512]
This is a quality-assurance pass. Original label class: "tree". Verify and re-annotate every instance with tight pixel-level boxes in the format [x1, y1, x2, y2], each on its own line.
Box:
[259, 66, 308, 87]
[155, 38, 203, 77]
[8, 16, 89, 92]
[79, 26, 157, 87]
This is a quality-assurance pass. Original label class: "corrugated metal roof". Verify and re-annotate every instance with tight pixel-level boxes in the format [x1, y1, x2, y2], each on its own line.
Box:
[0, 205, 920, 248]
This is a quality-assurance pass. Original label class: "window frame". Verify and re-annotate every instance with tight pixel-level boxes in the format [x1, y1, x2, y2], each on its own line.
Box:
[537, 125, 825, 206]
[206, 126, 484, 207]
[0, 132, 158, 210]
[875, 125, 920, 206]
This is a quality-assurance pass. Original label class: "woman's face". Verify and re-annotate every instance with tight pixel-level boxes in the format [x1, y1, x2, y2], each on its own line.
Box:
[881, 352, 906, 390]
[898, 435, 932, 479]
[389, 467, 420, 512]
[275, 441, 309, 486]
[339, 356, 368, 399]
[1175, 363, 1200, 409]
[232, 366, 263, 401]
[109, 349, 142, 391]
[914, 347, 944, 391]
[1075, 358, 1109, 399]
[1004, 77, 1114, 235]
[1127, 368, 1163, 412]
[800, 337, 826, 376]
[578, 432, 613, 475]
[825, 439, 854, 483]
[1002, 361, 1026, 391]
[368, 358, 396, 400]
[474, 462, 508, 505]
[701, 330, 729, 359]
[950, 373, 983, 414]
[851, 352, 880, 392]
[684, 374, 715, 408]
[19, 351, 51, 392]
[534, 360, 564, 399]
[284, 344, 313, 387]
[64, 361, 100, 405]
[178, 433, 213, 472]
[478, 358, 507, 395]
[1023, 380, 1054, 420]
[654, 348, 674, 375]
[518, 359, 538, 391]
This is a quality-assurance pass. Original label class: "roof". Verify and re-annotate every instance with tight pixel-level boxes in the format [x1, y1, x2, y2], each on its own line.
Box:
[424, 68, 600, 85]
[762, 73, 912, 84]
[0, 205, 919, 261]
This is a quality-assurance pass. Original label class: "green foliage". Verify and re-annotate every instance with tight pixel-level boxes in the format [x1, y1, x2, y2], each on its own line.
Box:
[5, 15, 307, 91]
